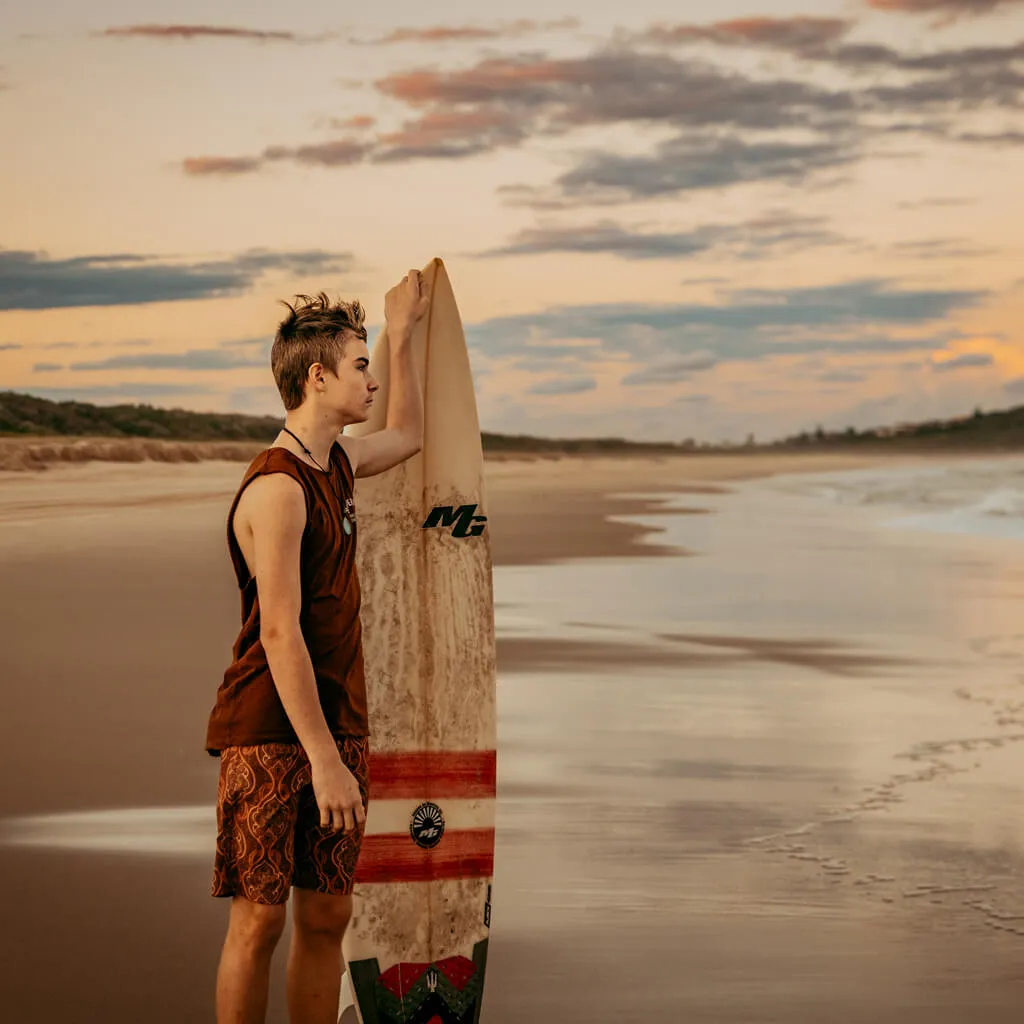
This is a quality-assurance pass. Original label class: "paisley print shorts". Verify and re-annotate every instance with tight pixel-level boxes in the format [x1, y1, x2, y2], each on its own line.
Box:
[211, 736, 370, 905]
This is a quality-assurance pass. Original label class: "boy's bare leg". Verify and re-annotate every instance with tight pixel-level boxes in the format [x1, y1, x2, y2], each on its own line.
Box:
[216, 896, 289, 1024]
[287, 889, 353, 1024]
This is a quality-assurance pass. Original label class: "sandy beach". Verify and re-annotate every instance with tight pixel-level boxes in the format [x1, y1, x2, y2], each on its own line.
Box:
[2, 447, 1024, 1022]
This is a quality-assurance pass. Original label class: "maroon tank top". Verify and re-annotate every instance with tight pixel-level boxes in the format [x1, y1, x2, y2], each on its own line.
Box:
[204, 441, 368, 755]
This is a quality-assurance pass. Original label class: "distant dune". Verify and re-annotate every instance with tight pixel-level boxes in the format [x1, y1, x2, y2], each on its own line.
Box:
[0, 436, 268, 472]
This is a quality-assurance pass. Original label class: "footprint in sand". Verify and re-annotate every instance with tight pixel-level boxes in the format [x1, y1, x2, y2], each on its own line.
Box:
[743, 635, 1024, 928]
[968, 633, 1024, 660]
[965, 899, 1024, 936]
[744, 736, 1024, 927]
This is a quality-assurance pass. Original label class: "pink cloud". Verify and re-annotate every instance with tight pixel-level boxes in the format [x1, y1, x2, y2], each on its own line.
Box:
[866, 0, 1023, 14]
[182, 156, 263, 176]
[642, 16, 852, 52]
[365, 18, 579, 45]
[102, 24, 297, 41]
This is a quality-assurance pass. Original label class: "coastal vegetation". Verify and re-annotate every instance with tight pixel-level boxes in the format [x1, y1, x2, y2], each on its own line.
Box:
[1, 391, 1021, 470]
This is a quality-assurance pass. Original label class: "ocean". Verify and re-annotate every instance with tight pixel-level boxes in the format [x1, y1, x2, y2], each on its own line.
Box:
[759, 455, 1024, 543]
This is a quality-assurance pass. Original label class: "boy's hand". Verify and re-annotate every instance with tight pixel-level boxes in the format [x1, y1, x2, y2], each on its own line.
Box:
[310, 750, 366, 831]
[384, 268, 430, 339]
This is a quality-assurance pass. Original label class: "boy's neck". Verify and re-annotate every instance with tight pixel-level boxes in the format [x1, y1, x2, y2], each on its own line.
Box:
[280, 412, 340, 470]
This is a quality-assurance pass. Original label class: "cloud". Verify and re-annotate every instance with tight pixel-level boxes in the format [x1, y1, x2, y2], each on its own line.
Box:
[68, 347, 269, 372]
[526, 375, 597, 395]
[954, 130, 1024, 144]
[326, 116, 377, 130]
[865, 0, 1024, 15]
[0, 343, 22, 351]
[358, 19, 580, 45]
[262, 139, 370, 167]
[930, 351, 995, 370]
[892, 237, 999, 258]
[177, 30, 1022, 201]
[626, 16, 1024, 158]
[863, 65, 1024, 111]
[190, 49, 858, 179]
[182, 156, 264, 176]
[481, 221, 714, 259]
[622, 353, 720, 385]
[41, 341, 78, 350]
[465, 280, 985, 388]
[876, 42, 1024, 75]
[375, 108, 529, 161]
[506, 135, 857, 207]
[0, 247, 355, 310]
[365, 51, 927, 205]
[479, 213, 848, 259]
[374, 50, 853, 133]
[638, 16, 852, 56]
[703, 279, 983, 326]
[634, 16, 1024, 77]
[184, 139, 371, 176]
[32, 362, 64, 373]
[100, 25, 304, 42]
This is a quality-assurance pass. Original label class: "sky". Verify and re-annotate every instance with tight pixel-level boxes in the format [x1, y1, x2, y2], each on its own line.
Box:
[1, 0, 1023, 443]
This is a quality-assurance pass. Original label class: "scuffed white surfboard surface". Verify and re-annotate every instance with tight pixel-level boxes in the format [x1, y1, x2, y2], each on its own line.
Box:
[340, 258, 496, 1022]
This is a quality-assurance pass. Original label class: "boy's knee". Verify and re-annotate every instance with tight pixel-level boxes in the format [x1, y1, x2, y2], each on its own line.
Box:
[293, 892, 352, 940]
[229, 898, 288, 952]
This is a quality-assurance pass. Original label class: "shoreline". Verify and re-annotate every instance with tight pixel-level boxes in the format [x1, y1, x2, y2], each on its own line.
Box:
[0, 447, 987, 567]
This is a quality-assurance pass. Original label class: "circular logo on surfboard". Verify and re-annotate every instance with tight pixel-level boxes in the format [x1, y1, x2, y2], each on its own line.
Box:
[410, 802, 445, 849]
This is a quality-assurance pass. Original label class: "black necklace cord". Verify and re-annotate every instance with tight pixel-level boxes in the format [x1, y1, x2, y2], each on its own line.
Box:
[281, 426, 328, 473]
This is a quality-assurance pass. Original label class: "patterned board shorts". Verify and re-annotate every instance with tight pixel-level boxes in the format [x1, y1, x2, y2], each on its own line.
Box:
[212, 735, 370, 906]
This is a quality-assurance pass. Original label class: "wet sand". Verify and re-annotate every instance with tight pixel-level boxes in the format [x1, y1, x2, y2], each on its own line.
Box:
[2, 449, 1024, 1021]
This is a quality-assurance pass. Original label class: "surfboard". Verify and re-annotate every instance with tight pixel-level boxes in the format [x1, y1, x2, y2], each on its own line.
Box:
[338, 257, 497, 1024]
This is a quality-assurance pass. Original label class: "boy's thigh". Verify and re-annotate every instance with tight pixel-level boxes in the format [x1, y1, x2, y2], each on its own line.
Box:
[212, 742, 313, 906]
[293, 736, 371, 897]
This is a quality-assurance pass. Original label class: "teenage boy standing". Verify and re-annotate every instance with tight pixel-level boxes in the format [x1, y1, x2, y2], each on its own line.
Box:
[205, 269, 429, 1024]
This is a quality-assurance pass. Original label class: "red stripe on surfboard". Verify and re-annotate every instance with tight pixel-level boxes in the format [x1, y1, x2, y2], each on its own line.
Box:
[368, 750, 496, 800]
[355, 828, 495, 884]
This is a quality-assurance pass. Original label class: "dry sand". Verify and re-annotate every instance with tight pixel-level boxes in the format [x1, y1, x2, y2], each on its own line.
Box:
[1, 447, 1023, 1022]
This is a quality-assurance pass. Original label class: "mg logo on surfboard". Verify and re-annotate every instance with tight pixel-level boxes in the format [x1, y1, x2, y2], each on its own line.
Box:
[422, 503, 487, 538]
[409, 801, 446, 850]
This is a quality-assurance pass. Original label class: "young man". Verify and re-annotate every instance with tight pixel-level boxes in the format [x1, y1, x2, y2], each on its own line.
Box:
[204, 269, 429, 1024]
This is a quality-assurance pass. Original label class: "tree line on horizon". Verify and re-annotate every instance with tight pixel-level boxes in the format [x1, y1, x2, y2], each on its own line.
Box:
[2, 389, 1023, 453]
